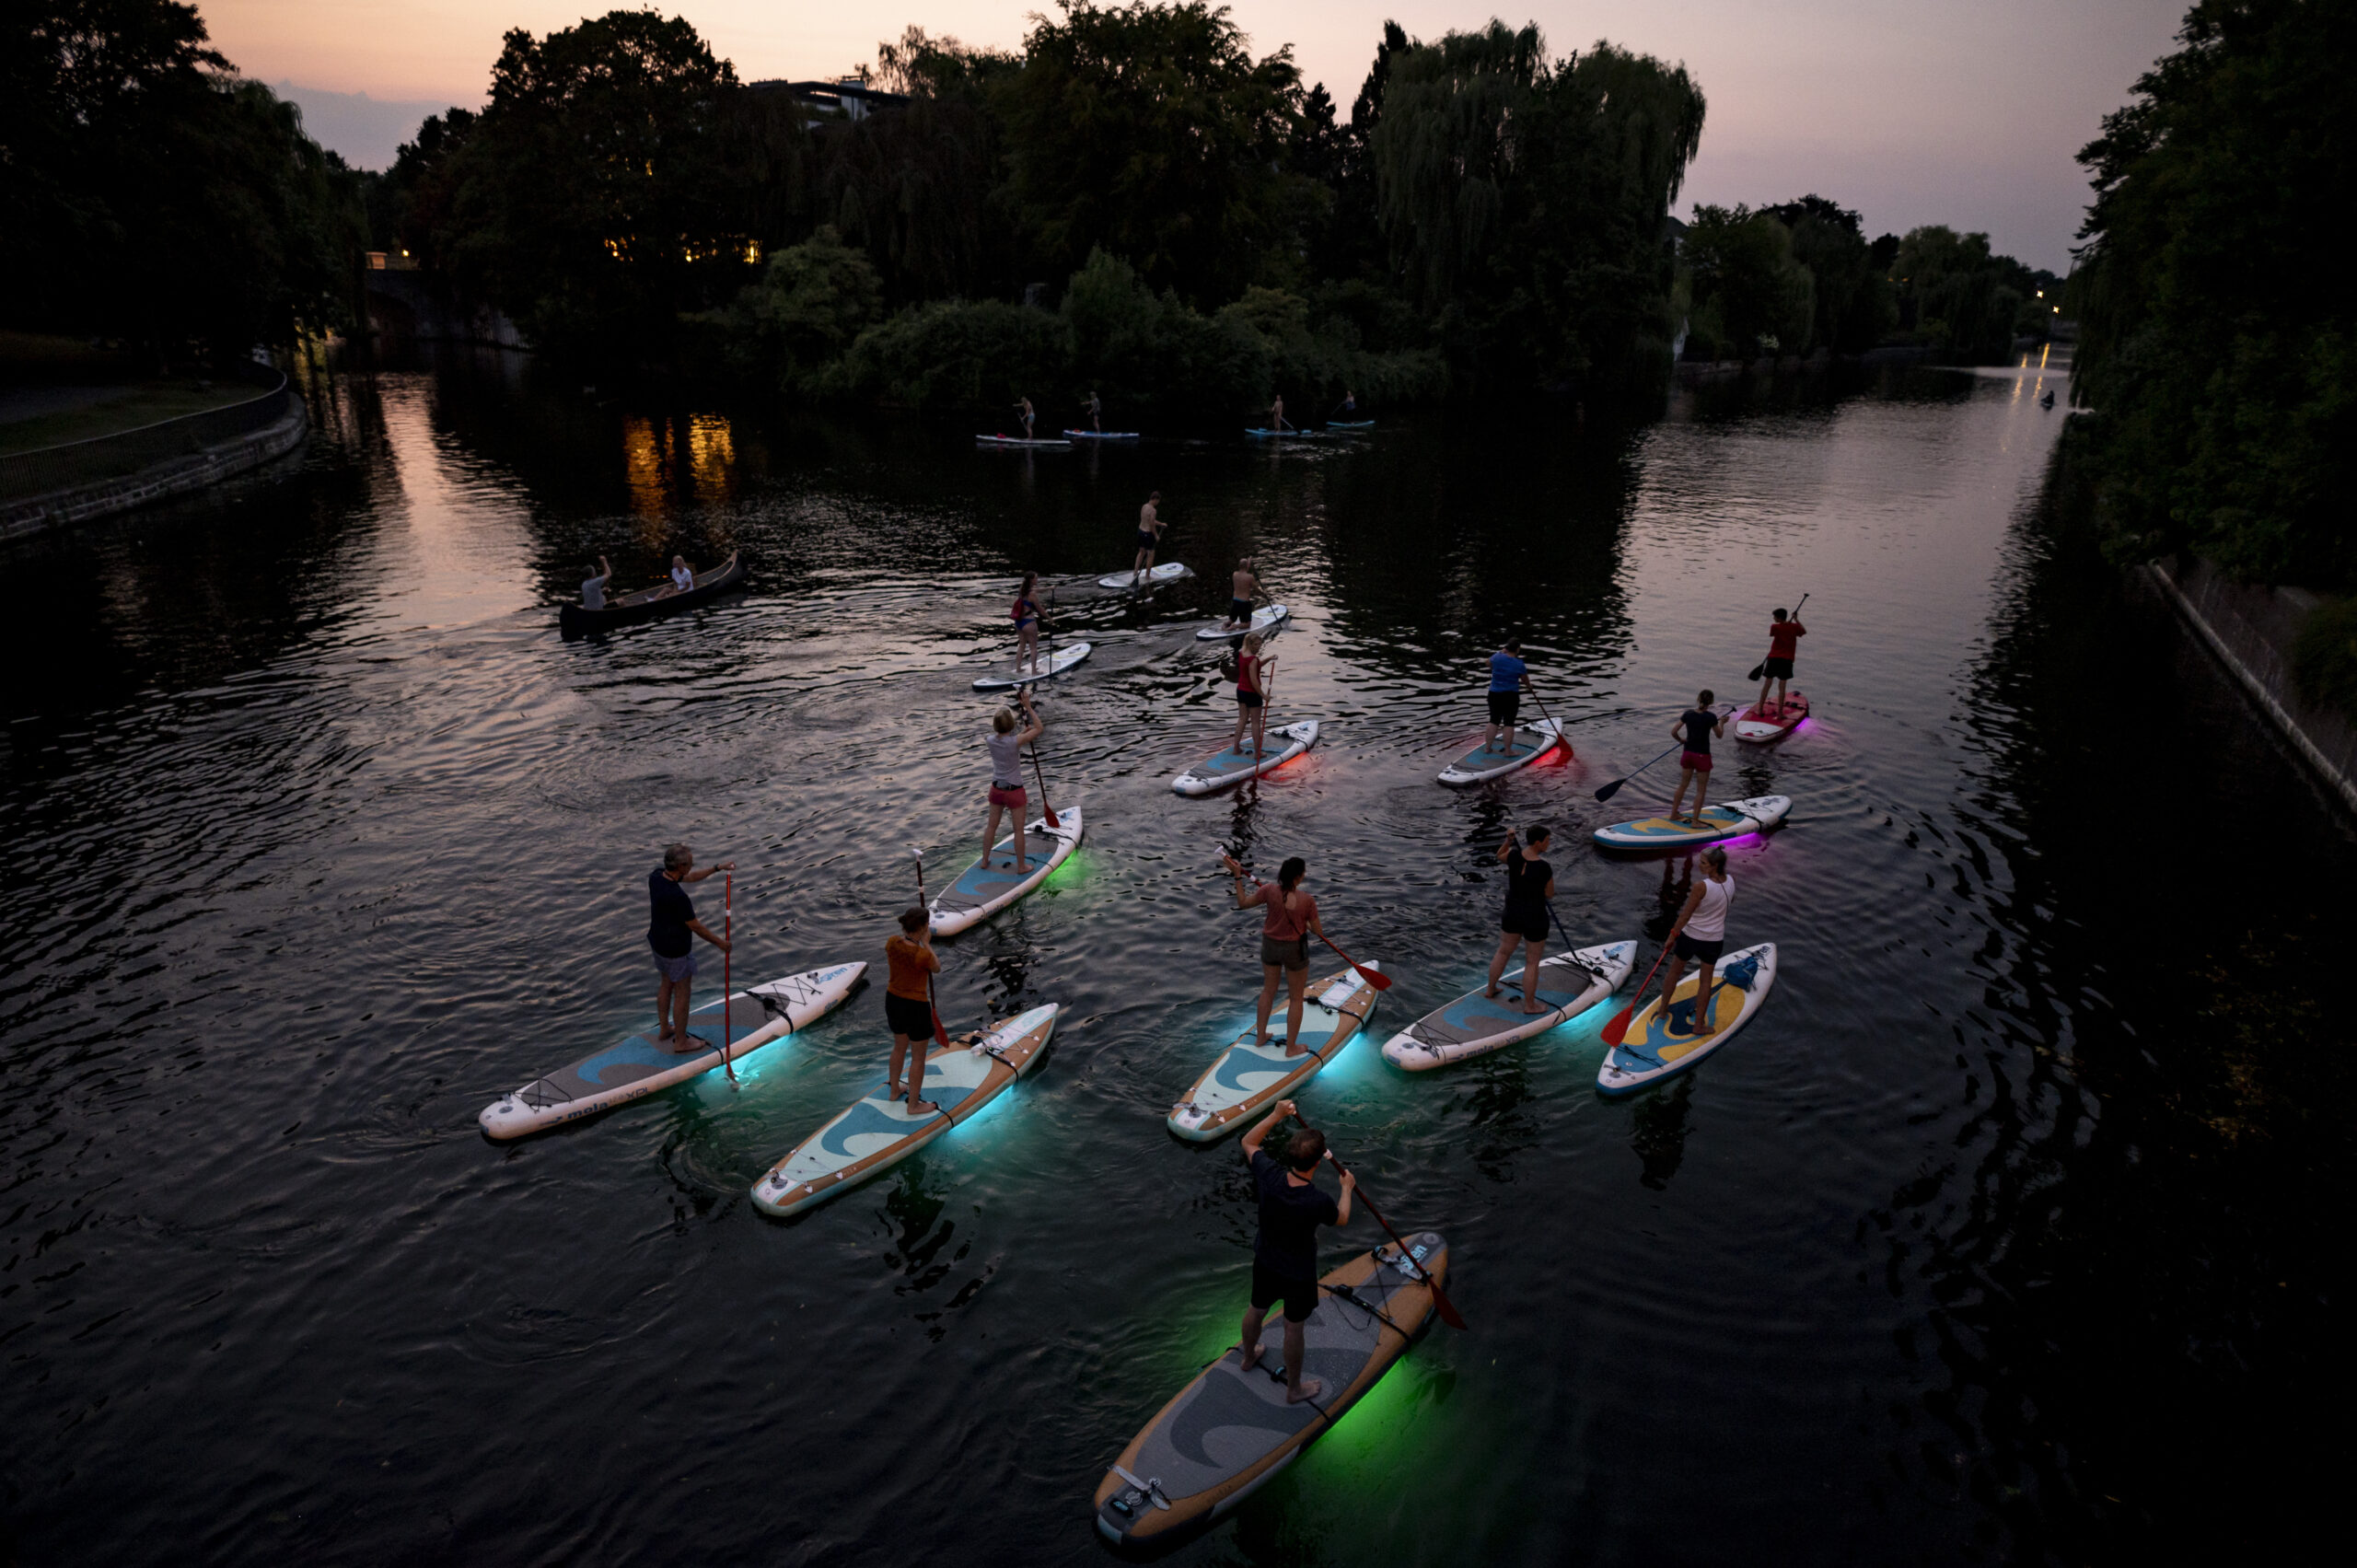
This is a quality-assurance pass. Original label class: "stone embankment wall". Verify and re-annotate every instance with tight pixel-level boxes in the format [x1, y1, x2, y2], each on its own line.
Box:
[0, 394, 308, 543]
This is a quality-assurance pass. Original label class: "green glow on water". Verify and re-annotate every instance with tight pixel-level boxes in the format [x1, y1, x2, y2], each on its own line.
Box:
[1045, 844, 1092, 887]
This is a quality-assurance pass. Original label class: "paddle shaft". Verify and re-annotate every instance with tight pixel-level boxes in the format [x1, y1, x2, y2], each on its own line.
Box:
[1322, 1149, 1466, 1330]
[1315, 931, 1393, 991]
[1602, 939, 1677, 1047]
[1746, 592, 1810, 683]
[912, 855, 953, 1049]
[720, 874, 737, 1084]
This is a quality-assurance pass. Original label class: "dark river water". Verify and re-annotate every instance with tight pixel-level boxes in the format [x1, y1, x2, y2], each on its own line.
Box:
[5, 348, 2351, 1566]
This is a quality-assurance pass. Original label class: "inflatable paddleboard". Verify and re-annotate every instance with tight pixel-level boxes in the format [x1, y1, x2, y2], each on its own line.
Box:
[1596, 943, 1777, 1095]
[750, 1003, 1061, 1216]
[1097, 563, 1191, 589]
[1063, 428, 1140, 440]
[1245, 427, 1329, 440]
[927, 803, 1084, 936]
[971, 640, 1091, 691]
[1733, 691, 1809, 744]
[1591, 795, 1790, 851]
[1171, 720, 1319, 796]
[1094, 1232, 1451, 1547]
[1194, 603, 1288, 641]
[1167, 965, 1380, 1141]
[1381, 941, 1634, 1071]
[976, 434, 1071, 448]
[1436, 718, 1567, 786]
[477, 962, 867, 1140]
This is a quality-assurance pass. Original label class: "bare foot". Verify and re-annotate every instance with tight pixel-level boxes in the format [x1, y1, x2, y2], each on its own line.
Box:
[905, 1098, 940, 1116]
[1286, 1376, 1325, 1404]
[1482, 986, 1503, 999]
[1283, 1040, 1306, 1057]
[1237, 1343, 1265, 1371]
[1521, 1004, 1546, 1015]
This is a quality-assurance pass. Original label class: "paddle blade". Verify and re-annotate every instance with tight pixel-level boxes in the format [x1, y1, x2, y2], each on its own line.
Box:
[1747, 663, 1765, 681]
[1427, 1281, 1469, 1331]
[1355, 964, 1393, 992]
[1598, 1001, 1637, 1046]
[1593, 777, 1627, 802]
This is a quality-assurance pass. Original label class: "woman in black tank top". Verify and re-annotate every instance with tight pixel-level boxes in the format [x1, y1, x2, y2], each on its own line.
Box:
[1484, 826, 1556, 1014]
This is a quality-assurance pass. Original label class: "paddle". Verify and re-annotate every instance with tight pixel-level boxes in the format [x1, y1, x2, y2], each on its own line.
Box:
[1599, 940, 1673, 1047]
[1591, 704, 1736, 804]
[1025, 694, 1061, 831]
[1321, 1146, 1465, 1330]
[1745, 592, 1810, 684]
[719, 871, 737, 1085]
[1524, 679, 1568, 757]
[910, 850, 953, 1051]
[1316, 932, 1393, 992]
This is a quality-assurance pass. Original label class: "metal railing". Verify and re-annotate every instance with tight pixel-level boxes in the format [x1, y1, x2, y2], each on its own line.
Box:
[0, 370, 297, 501]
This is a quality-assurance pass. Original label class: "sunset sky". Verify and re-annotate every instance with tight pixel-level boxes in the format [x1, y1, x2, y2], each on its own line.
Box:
[207, 0, 2190, 273]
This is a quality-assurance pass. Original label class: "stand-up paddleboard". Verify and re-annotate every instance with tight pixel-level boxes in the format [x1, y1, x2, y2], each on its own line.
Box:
[1435, 718, 1567, 786]
[1327, 419, 1376, 431]
[1167, 965, 1380, 1141]
[927, 804, 1084, 936]
[478, 962, 867, 1139]
[750, 1003, 1060, 1216]
[1245, 427, 1329, 440]
[971, 640, 1091, 691]
[1592, 795, 1791, 851]
[1063, 428, 1140, 440]
[1194, 603, 1288, 641]
[1094, 1233, 1451, 1547]
[1097, 562, 1191, 589]
[976, 434, 1071, 449]
[1596, 943, 1777, 1096]
[1733, 691, 1809, 744]
[1380, 941, 1634, 1071]
[1171, 720, 1319, 796]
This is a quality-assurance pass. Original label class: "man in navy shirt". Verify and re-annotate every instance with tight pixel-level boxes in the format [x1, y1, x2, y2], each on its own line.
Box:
[648, 842, 734, 1052]
[1484, 637, 1530, 753]
[1237, 1099, 1355, 1403]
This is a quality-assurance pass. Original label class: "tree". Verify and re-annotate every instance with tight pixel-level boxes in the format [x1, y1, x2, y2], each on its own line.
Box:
[1890, 226, 2029, 362]
[1682, 205, 1813, 358]
[1765, 195, 1892, 354]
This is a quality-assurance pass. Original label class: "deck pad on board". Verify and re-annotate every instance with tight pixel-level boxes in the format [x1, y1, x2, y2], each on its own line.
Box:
[1592, 795, 1790, 850]
[1436, 719, 1565, 785]
[1733, 691, 1809, 743]
[1195, 604, 1289, 641]
[1171, 720, 1318, 796]
[1383, 942, 1633, 1069]
[1596, 943, 1778, 1095]
[928, 805, 1084, 935]
[1167, 965, 1377, 1139]
[971, 640, 1091, 691]
[1097, 562, 1191, 588]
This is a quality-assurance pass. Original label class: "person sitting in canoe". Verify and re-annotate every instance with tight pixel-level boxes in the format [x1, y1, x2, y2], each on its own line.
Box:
[1011, 571, 1046, 678]
[1224, 557, 1260, 632]
[1232, 631, 1275, 755]
[1237, 1099, 1356, 1405]
[1132, 492, 1166, 585]
[1220, 851, 1322, 1054]
[883, 909, 943, 1115]
[1666, 691, 1724, 826]
[1483, 638, 1530, 753]
[1484, 825, 1556, 1013]
[663, 554, 694, 597]
[1015, 396, 1037, 439]
[581, 555, 612, 610]
[648, 842, 734, 1053]
[1651, 845, 1734, 1040]
[983, 690, 1045, 872]
[1753, 608, 1807, 720]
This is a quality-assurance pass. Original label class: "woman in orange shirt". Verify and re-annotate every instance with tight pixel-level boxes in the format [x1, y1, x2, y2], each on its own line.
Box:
[884, 908, 942, 1114]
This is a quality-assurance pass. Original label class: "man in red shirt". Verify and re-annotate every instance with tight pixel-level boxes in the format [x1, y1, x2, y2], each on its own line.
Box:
[1755, 608, 1806, 718]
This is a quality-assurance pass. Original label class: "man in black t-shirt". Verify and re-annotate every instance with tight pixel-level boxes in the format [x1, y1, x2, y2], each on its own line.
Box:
[1237, 1099, 1355, 1404]
[648, 842, 734, 1053]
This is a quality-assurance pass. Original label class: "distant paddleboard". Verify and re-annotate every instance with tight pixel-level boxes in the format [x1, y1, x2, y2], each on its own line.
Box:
[1591, 795, 1790, 851]
[1733, 691, 1809, 744]
[971, 640, 1091, 691]
[1097, 563, 1191, 589]
[1596, 943, 1778, 1096]
[1171, 719, 1319, 796]
[927, 804, 1084, 936]
[1326, 419, 1376, 431]
[1245, 427, 1329, 440]
[1063, 428, 1140, 440]
[477, 962, 867, 1139]
[1166, 965, 1380, 1141]
[1436, 718, 1566, 786]
[1194, 603, 1288, 641]
[976, 434, 1071, 448]
[750, 1004, 1061, 1216]
[1380, 941, 1634, 1070]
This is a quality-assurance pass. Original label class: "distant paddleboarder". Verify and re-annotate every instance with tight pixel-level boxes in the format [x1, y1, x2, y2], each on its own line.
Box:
[1015, 395, 1037, 439]
[983, 689, 1045, 873]
[1329, 389, 1358, 423]
[1220, 851, 1323, 1055]
[1085, 389, 1104, 432]
[1267, 393, 1290, 433]
[1753, 608, 1807, 720]
[1224, 556, 1260, 632]
[1132, 492, 1166, 584]
[1237, 1100, 1356, 1405]
[1666, 690, 1724, 826]
[884, 908, 942, 1114]
[647, 842, 734, 1053]
[1233, 630, 1275, 755]
[1483, 638, 1530, 753]
[1652, 845, 1734, 1040]
[1011, 571, 1046, 678]
[1484, 825, 1556, 1013]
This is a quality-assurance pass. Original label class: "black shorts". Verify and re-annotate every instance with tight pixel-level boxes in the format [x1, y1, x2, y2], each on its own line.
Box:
[1260, 934, 1308, 970]
[885, 992, 935, 1039]
[1229, 598, 1252, 621]
[1237, 690, 1264, 710]
[1673, 932, 1724, 964]
[1488, 691, 1520, 725]
[1501, 907, 1548, 942]
[1137, 531, 1158, 550]
[1250, 1261, 1318, 1322]
[1761, 656, 1794, 679]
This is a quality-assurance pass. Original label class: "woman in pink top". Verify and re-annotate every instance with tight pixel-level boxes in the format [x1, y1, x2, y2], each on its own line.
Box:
[1219, 850, 1324, 1055]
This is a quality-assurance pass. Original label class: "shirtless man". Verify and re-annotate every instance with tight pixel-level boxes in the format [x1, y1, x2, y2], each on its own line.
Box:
[1085, 389, 1103, 433]
[1132, 492, 1166, 585]
[1225, 557, 1260, 631]
[1015, 395, 1036, 439]
[1268, 393, 1289, 433]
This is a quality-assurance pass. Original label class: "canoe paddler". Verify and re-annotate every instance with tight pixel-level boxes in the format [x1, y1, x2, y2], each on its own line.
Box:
[581, 554, 612, 610]
[1132, 491, 1166, 584]
[1753, 607, 1807, 719]
[983, 689, 1045, 872]
[1483, 638, 1530, 753]
[1220, 851, 1321, 1054]
[648, 842, 734, 1053]
[1224, 556, 1260, 631]
[1652, 845, 1734, 1040]
[1238, 1100, 1355, 1405]
[1484, 824, 1556, 1013]
[1666, 690, 1724, 825]
[884, 908, 942, 1114]
[664, 554, 694, 596]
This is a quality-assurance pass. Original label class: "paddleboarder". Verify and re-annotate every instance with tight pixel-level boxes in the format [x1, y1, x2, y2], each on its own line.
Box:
[1011, 571, 1045, 677]
[1224, 557, 1260, 631]
[581, 554, 612, 611]
[1220, 851, 1322, 1055]
[1132, 492, 1166, 584]
[1237, 1099, 1356, 1405]
[1232, 631, 1275, 754]
[1483, 638, 1530, 753]
[1665, 691, 1724, 826]
[1085, 389, 1103, 432]
[1483, 825, 1556, 1013]
[1015, 395, 1037, 439]
[1753, 608, 1807, 720]
[648, 843, 734, 1053]
[1267, 393, 1290, 433]
[983, 689, 1046, 873]
[1329, 389, 1358, 423]
[883, 908, 942, 1114]
[1652, 845, 1734, 1040]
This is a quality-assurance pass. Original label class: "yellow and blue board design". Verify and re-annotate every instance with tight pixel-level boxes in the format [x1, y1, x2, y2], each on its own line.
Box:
[1596, 943, 1778, 1096]
[1591, 795, 1791, 851]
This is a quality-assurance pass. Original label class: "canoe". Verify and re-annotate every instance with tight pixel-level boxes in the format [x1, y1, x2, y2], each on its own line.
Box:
[1380, 941, 1635, 1070]
[1167, 965, 1381, 1141]
[750, 1004, 1061, 1216]
[476, 960, 867, 1139]
[926, 803, 1084, 935]
[1171, 720, 1319, 796]
[976, 434, 1071, 448]
[1193, 603, 1288, 641]
[1596, 943, 1778, 1096]
[971, 640, 1092, 691]
[1436, 718, 1567, 786]
[1591, 795, 1791, 851]
[559, 551, 746, 636]
[1093, 1232, 1452, 1547]
[1097, 563, 1191, 589]
[1732, 691, 1809, 744]
[1063, 429, 1140, 440]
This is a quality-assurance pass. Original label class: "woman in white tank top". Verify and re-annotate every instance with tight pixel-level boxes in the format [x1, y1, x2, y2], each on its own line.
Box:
[1654, 846, 1735, 1039]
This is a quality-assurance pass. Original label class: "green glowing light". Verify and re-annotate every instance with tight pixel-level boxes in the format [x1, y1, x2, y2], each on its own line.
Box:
[1045, 844, 1092, 888]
